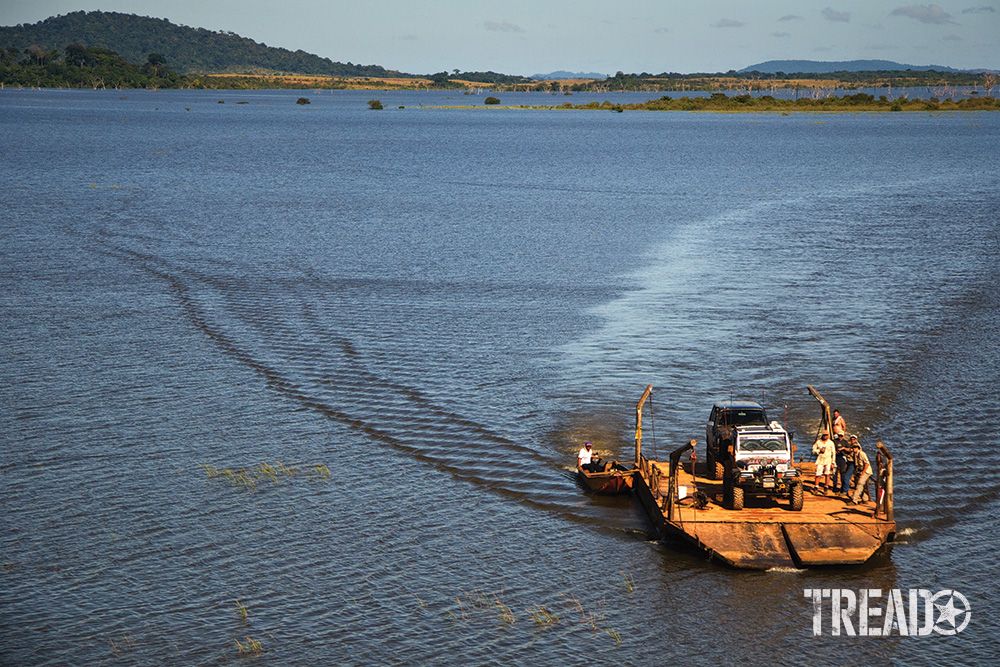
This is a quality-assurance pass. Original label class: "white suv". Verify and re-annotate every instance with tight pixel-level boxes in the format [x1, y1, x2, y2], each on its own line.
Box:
[724, 422, 803, 511]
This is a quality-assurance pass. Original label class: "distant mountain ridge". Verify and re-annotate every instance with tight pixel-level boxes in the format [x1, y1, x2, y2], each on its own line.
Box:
[531, 70, 610, 80]
[0, 10, 399, 77]
[741, 59, 963, 74]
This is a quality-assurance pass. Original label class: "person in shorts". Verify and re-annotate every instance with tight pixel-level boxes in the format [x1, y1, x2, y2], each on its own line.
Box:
[812, 432, 835, 494]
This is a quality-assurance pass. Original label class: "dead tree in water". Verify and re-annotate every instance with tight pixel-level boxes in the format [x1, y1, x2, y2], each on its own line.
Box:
[983, 73, 997, 98]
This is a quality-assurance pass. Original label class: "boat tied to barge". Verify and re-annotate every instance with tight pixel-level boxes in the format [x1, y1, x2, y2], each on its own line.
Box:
[576, 458, 636, 495]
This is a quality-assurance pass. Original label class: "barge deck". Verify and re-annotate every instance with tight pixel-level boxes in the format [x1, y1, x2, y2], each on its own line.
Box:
[632, 386, 896, 569]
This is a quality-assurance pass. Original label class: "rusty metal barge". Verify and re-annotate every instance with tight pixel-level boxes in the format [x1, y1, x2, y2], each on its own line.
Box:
[632, 385, 896, 569]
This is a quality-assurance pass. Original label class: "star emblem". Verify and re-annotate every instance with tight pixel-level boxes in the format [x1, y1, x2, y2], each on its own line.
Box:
[932, 590, 971, 635]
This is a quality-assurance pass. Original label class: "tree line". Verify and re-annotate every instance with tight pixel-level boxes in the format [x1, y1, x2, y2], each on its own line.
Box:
[553, 92, 999, 113]
[1, 44, 182, 89]
[568, 69, 996, 93]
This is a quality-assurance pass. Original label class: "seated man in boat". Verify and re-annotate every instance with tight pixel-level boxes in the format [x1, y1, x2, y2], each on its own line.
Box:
[577, 441, 604, 472]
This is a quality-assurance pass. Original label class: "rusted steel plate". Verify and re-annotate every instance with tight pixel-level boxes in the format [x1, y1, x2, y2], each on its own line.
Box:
[781, 523, 883, 566]
[691, 523, 796, 569]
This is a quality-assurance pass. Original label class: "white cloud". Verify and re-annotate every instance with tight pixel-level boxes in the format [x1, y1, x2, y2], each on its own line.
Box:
[483, 21, 524, 33]
[772, 31, 791, 38]
[890, 5, 955, 24]
[713, 18, 746, 28]
[822, 7, 851, 22]
[778, 15, 804, 22]
[961, 5, 996, 13]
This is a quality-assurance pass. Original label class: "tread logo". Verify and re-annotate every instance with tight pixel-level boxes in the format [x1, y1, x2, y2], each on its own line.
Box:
[804, 588, 971, 636]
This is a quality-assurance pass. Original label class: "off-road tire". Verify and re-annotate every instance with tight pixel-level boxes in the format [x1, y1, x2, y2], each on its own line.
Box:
[714, 440, 731, 481]
[731, 485, 744, 511]
[790, 482, 804, 511]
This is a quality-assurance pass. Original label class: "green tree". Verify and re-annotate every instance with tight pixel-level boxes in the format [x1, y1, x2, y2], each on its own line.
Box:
[65, 43, 87, 66]
[144, 52, 166, 79]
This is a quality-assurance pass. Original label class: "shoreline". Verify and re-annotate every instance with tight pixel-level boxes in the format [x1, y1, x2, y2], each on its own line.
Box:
[4, 85, 996, 113]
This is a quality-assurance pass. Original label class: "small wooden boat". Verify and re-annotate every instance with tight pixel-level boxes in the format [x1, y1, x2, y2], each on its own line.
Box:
[577, 461, 636, 494]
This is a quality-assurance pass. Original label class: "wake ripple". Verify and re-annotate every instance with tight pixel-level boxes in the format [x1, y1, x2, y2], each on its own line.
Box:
[97, 239, 633, 528]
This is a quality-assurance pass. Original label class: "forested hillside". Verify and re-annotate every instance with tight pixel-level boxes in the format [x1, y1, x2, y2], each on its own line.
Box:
[0, 10, 397, 77]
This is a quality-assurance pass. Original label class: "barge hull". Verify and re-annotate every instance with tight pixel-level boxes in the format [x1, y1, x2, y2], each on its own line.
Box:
[635, 470, 894, 569]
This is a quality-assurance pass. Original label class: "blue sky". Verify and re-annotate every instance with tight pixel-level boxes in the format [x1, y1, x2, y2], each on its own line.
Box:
[3, 1, 997, 75]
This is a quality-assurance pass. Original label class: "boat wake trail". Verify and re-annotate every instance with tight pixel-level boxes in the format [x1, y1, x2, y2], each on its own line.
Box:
[97, 237, 635, 529]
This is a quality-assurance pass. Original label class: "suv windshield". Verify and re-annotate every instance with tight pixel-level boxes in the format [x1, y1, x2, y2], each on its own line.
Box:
[738, 438, 787, 452]
[723, 409, 767, 426]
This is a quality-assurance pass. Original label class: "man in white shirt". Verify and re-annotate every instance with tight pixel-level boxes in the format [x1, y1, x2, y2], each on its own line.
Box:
[812, 432, 834, 494]
[577, 441, 603, 472]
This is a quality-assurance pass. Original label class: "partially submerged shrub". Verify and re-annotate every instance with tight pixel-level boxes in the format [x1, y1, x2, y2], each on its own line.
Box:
[484, 96, 500, 105]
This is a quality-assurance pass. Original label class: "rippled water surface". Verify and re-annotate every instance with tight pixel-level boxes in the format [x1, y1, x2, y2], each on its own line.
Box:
[2, 89, 999, 665]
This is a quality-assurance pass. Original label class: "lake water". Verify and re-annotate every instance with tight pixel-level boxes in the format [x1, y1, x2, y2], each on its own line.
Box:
[2, 88, 999, 665]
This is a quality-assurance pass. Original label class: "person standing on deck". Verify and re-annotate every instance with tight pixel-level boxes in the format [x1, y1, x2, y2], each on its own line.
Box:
[832, 410, 847, 440]
[838, 437, 858, 496]
[833, 437, 846, 494]
[812, 432, 835, 495]
[850, 441, 873, 505]
[577, 441, 603, 472]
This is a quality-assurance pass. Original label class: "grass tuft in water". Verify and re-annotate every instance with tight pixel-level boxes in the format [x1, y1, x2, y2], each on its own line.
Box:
[108, 634, 135, 654]
[528, 604, 559, 625]
[439, 588, 625, 640]
[202, 461, 331, 491]
[233, 635, 264, 656]
[493, 593, 516, 626]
